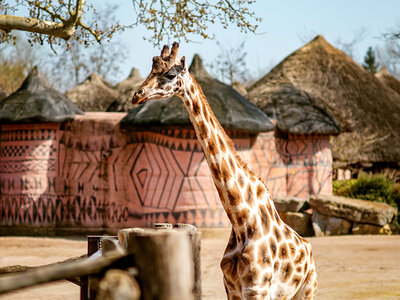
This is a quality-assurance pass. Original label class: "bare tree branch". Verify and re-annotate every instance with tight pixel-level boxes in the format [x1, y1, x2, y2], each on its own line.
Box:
[0, 0, 86, 40]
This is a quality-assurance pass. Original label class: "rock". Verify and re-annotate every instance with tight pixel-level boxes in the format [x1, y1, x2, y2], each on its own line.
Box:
[273, 196, 307, 212]
[311, 211, 352, 237]
[352, 223, 392, 235]
[309, 194, 397, 226]
[279, 212, 314, 237]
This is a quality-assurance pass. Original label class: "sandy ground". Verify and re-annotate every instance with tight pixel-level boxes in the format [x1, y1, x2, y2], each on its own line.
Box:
[1, 231, 400, 300]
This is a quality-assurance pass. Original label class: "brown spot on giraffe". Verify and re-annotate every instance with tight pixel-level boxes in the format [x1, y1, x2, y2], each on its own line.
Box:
[227, 183, 242, 206]
[236, 207, 250, 227]
[270, 238, 278, 258]
[292, 275, 302, 287]
[193, 100, 201, 116]
[281, 262, 293, 282]
[237, 173, 245, 187]
[197, 120, 208, 140]
[229, 156, 235, 170]
[246, 217, 262, 240]
[260, 204, 271, 233]
[274, 226, 282, 242]
[279, 243, 289, 260]
[289, 243, 297, 257]
[257, 183, 265, 199]
[295, 249, 306, 264]
[257, 243, 271, 268]
[207, 135, 218, 156]
[210, 162, 221, 182]
[218, 135, 226, 152]
[220, 158, 232, 182]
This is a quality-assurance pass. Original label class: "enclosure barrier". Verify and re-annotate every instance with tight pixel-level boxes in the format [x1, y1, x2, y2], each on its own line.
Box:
[0, 223, 201, 300]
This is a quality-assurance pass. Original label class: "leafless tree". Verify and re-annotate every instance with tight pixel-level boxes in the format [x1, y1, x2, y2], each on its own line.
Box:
[0, 0, 260, 49]
[208, 40, 249, 85]
[376, 40, 400, 79]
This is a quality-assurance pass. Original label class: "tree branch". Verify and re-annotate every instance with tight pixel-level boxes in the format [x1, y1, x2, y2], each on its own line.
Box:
[0, 0, 86, 40]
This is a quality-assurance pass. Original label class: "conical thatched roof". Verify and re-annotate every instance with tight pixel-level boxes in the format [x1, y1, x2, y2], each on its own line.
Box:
[376, 67, 400, 96]
[0, 67, 83, 123]
[121, 55, 274, 134]
[248, 35, 400, 165]
[66, 73, 119, 111]
[106, 68, 143, 112]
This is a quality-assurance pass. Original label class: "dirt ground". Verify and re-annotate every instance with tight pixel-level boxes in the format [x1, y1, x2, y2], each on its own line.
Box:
[1, 230, 400, 300]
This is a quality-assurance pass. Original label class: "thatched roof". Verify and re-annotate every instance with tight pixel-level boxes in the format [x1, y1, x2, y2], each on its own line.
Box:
[248, 35, 400, 165]
[0, 67, 83, 123]
[376, 67, 400, 96]
[121, 55, 274, 134]
[107, 68, 143, 112]
[66, 73, 119, 111]
[0, 83, 7, 101]
[232, 80, 248, 97]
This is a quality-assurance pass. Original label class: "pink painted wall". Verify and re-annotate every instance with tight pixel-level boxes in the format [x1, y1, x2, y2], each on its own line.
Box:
[0, 113, 332, 232]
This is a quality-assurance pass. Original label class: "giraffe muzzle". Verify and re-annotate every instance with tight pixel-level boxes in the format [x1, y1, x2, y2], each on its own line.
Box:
[132, 89, 148, 105]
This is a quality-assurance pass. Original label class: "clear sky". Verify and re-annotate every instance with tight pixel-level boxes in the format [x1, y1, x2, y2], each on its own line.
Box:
[113, 1, 400, 82]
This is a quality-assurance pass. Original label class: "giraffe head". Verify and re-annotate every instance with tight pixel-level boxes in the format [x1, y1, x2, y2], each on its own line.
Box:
[132, 42, 187, 105]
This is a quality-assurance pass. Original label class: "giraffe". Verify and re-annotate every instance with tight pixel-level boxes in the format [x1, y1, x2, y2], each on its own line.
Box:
[132, 42, 318, 300]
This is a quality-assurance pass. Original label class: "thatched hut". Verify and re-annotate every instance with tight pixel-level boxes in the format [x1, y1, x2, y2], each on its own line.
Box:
[119, 54, 276, 226]
[248, 35, 400, 176]
[66, 73, 119, 111]
[376, 67, 400, 96]
[0, 67, 83, 233]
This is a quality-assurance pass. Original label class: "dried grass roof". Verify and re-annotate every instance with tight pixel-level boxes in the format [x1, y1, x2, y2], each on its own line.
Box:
[0, 83, 7, 101]
[376, 67, 400, 96]
[107, 68, 143, 112]
[0, 67, 83, 123]
[66, 73, 119, 112]
[248, 35, 400, 164]
[121, 55, 274, 133]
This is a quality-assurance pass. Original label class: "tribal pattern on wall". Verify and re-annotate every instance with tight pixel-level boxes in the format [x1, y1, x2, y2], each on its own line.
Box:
[0, 115, 332, 230]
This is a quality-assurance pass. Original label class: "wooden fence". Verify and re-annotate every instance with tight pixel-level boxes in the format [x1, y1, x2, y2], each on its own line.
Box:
[0, 223, 201, 300]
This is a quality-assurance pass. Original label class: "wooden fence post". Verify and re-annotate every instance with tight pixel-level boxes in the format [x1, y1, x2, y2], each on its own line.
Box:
[175, 224, 202, 300]
[119, 229, 195, 300]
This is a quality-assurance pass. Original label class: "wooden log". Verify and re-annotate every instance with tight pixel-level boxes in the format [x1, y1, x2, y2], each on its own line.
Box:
[0, 255, 86, 287]
[0, 250, 124, 295]
[96, 269, 140, 300]
[175, 223, 202, 300]
[119, 229, 195, 300]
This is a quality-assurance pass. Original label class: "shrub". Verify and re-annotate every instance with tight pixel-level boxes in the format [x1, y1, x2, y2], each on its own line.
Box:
[333, 173, 400, 209]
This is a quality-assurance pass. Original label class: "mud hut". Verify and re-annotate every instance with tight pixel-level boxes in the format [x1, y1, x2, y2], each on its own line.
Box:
[0, 67, 83, 234]
[107, 68, 143, 112]
[66, 73, 119, 111]
[248, 35, 400, 176]
[119, 54, 277, 226]
[376, 67, 400, 96]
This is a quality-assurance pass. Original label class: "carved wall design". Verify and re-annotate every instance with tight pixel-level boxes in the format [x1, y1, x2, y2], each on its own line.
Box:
[0, 114, 332, 231]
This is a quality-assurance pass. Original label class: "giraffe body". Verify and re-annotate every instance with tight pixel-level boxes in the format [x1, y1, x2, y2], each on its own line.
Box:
[132, 43, 317, 300]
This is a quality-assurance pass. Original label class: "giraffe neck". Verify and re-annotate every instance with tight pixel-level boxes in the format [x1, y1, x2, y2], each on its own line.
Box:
[178, 74, 271, 234]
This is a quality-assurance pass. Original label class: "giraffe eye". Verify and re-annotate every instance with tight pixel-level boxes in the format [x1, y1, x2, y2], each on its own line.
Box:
[165, 73, 176, 80]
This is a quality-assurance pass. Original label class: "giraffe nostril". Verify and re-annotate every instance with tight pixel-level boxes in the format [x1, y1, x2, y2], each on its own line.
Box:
[137, 89, 143, 95]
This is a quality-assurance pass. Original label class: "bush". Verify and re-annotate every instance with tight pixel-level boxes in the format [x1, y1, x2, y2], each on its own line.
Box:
[333, 173, 400, 209]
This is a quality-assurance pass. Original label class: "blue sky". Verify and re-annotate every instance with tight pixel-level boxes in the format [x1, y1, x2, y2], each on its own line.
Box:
[110, 1, 400, 81]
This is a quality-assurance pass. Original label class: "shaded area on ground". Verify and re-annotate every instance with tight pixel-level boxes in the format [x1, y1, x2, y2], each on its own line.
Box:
[1, 232, 400, 299]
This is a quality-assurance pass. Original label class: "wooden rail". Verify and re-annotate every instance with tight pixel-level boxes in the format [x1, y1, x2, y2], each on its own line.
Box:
[0, 224, 201, 300]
